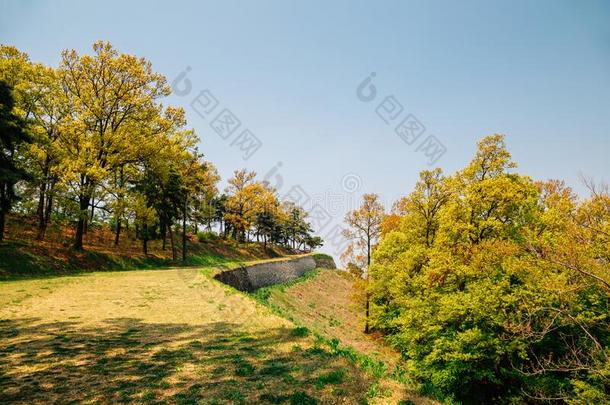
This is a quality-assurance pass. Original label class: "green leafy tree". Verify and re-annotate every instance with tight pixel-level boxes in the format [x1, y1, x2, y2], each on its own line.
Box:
[255, 210, 277, 252]
[25, 65, 70, 240]
[304, 235, 323, 252]
[0, 80, 31, 241]
[283, 203, 311, 250]
[137, 164, 185, 260]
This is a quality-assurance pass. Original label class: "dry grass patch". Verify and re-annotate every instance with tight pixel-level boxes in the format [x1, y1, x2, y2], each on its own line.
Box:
[0, 266, 378, 404]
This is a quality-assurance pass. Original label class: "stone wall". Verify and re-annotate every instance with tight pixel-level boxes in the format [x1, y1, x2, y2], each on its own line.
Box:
[214, 255, 329, 292]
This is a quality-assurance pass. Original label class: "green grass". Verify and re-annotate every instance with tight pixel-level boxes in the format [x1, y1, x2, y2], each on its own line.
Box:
[0, 313, 371, 403]
[0, 236, 282, 281]
[259, 391, 318, 404]
[252, 269, 323, 303]
[312, 253, 333, 262]
[315, 368, 347, 388]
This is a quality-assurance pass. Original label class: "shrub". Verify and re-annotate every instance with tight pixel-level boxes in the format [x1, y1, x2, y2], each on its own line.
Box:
[197, 231, 218, 243]
[291, 326, 310, 337]
[312, 253, 336, 269]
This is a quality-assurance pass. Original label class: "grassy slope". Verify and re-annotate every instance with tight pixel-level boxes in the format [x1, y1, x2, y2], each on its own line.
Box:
[0, 262, 379, 404]
[0, 217, 433, 403]
[0, 215, 292, 280]
[253, 269, 437, 405]
[0, 238, 284, 280]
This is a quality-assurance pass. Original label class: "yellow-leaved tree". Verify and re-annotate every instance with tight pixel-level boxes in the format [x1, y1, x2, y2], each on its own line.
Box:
[342, 193, 385, 333]
[225, 169, 266, 241]
[369, 134, 610, 403]
[58, 41, 177, 250]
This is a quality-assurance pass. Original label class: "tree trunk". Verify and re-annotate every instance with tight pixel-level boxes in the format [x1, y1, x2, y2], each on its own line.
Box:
[364, 292, 370, 334]
[142, 223, 148, 255]
[44, 192, 53, 237]
[365, 235, 372, 334]
[36, 179, 47, 240]
[85, 200, 94, 234]
[182, 200, 187, 262]
[0, 210, 5, 242]
[113, 166, 126, 246]
[74, 217, 85, 249]
[161, 222, 167, 250]
[73, 195, 90, 250]
[367, 237, 371, 267]
[36, 157, 55, 240]
[168, 224, 177, 261]
[114, 218, 122, 246]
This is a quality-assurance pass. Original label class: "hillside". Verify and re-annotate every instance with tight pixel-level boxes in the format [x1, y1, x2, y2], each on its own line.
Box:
[0, 215, 434, 403]
[254, 269, 436, 405]
[0, 263, 361, 403]
[0, 251, 436, 404]
[0, 214, 291, 280]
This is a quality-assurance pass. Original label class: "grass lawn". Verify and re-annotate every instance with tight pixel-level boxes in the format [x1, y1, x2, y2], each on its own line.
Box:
[0, 261, 391, 404]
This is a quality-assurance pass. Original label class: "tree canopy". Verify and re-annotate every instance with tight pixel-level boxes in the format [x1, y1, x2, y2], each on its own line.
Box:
[367, 134, 610, 403]
[0, 42, 322, 257]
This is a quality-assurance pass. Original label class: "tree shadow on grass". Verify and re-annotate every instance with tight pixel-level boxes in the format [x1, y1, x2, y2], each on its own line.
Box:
[0, 317, 372, 404]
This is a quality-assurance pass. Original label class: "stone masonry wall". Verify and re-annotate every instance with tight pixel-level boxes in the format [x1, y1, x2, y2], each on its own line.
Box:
[214, 255, 323, 292]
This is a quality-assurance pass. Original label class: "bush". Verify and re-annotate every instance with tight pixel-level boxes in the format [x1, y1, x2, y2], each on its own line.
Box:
[312, 253, 336, 269]
[196, 231, 218, 243]
[291, 326, 310, 337]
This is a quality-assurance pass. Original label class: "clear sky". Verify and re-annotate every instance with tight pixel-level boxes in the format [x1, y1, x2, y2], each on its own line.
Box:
[2, 0, 609, 257]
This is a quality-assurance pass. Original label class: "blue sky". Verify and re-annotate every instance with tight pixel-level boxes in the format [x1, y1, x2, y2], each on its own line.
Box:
[2, 0, 609, 256]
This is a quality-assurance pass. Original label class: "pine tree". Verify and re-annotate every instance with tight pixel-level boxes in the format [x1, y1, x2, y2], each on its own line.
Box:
[0, 80, 31, 241]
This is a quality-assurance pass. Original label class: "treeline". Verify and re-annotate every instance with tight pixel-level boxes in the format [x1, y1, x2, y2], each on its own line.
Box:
[0, 42, 322, 258]
[354, 135, 610, 403]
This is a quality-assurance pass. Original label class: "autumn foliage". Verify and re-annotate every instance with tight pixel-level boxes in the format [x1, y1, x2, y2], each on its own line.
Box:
[0, 42, 321, 258]
[368, 135, 610, 403]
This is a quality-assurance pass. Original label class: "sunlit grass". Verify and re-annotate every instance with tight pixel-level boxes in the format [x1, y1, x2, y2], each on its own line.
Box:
[0, 262, 378, 404]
